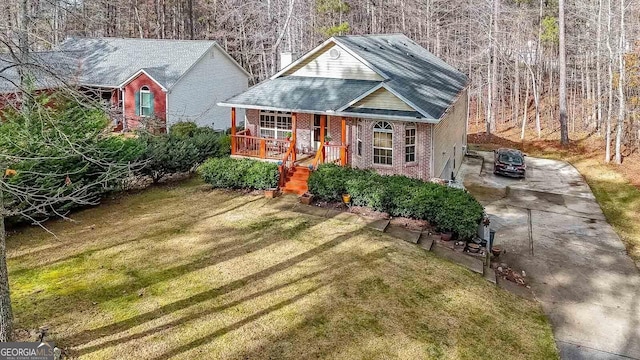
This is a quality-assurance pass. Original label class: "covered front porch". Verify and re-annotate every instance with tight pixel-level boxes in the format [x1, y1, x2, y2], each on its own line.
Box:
[229, 107, 349, 169]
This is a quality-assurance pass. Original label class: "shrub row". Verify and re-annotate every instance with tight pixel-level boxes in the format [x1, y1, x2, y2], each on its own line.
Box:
[308, 164, 484, 239]
[198, 157, 279, 190]
[137, 122, 231, 183]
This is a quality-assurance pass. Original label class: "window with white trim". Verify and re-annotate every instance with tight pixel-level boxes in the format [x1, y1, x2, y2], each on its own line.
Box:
[373, 121, 393, 165]
[405, 122, 416, 163]
[139, 86, 152, 117]
[259, 111, 292, 139]
[356, 120, 363, 156]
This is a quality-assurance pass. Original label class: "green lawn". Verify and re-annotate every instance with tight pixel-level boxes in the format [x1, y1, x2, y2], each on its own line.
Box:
[7, 178, 557, 359]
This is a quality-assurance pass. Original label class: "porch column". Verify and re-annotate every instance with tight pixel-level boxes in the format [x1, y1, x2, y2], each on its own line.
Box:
[291, 112, 297, 162]
[340, 117, 347, 166]
[230, 107, 236, 155]
[320, 115, 326, 143]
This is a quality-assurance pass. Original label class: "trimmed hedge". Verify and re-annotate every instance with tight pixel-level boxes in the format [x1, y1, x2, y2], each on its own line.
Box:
[198, 157, 279, 190]
[308, 164, 484, 239]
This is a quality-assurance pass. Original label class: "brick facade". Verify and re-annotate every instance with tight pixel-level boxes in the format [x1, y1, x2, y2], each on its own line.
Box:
[349, 119, 432, 180]
[245, 109, 433, 181]
[123, 72, 167, 131]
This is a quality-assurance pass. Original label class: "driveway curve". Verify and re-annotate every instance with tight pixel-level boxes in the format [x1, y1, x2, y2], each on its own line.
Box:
[461, 151, 640, 360]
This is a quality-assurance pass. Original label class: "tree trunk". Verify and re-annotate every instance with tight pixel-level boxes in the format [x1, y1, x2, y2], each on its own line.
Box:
[522, 70, 530, 140]
[535, 0, 543, 138]
[596, 0, 603, 134]
[18, 0, 30, 87]
[0, 188, 13, 342]
[615, 0, 625, 164]
[488, 0, 499, 134]
[558, 0, 569, 146]
[187, 0, 194, 40]
[605, 0, 613, 162]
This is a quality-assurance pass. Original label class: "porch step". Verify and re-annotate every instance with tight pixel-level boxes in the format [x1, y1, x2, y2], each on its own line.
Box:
[282, 166, 310, 195]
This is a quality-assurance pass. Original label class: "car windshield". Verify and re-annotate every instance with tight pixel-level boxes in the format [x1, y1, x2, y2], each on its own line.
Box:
[499, 152, 523, 165]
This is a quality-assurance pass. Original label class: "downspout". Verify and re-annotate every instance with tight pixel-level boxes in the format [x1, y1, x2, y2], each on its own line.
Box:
[429, 124, 434, 179]
[165, 91, 169, 132]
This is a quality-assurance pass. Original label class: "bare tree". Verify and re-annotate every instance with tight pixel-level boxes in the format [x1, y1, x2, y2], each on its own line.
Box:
[0, 37, 143, 341]
[558, 0, 570, 146]
[605, 0, 614, 162]
[615, 0, 625, 164]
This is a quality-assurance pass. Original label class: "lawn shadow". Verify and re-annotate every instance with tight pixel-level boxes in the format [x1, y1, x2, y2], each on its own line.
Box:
[64, 227, 367, 347]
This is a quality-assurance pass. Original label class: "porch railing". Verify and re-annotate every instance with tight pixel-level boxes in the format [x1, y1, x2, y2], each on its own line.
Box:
[278, 139, 296, 188]
[231, 131, 290, 160]
[312, 143, 348, 169]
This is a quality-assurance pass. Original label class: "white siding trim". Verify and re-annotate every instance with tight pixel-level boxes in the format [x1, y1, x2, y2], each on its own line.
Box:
[270, 37, 390, 81]
[270, 38, 336, 80]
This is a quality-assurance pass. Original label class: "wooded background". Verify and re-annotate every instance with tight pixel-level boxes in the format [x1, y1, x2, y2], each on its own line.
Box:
[1, 0, 639, 162]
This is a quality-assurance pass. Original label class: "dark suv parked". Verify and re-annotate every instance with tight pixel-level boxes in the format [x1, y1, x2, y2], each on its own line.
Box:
[493, 148, 526, 178]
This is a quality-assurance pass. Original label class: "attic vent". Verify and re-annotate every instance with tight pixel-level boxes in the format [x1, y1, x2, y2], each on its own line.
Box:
[329, 48, 341, 59]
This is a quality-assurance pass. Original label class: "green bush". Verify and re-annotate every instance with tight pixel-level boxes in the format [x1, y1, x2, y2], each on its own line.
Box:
[308, 164, 484, 239]
[170, 122, 199, 138]
[0, 92, 145, 221]
[198, 158, 279, 190]
[137, 126, 230, 183]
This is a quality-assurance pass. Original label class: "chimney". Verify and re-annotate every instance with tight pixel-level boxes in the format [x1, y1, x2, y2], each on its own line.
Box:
[280, 52, 295, 70]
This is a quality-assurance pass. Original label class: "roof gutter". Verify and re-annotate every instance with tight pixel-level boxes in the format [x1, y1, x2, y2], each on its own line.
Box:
[217, 102, 439, 123]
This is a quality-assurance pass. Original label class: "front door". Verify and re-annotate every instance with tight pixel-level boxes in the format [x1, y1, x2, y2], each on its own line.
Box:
[312, 115, 328, 150]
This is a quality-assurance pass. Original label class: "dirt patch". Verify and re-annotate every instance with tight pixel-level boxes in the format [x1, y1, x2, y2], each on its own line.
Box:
[314, 202, 431, 232]
[389, 217, 431, 232]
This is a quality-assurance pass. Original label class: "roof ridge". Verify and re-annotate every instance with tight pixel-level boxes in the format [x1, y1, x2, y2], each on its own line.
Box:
[64, 36, 217, 44]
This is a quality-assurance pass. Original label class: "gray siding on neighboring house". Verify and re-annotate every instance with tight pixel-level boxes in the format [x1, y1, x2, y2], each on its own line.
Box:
[432, 89, 468, 180]
[168, 46, 248, 130]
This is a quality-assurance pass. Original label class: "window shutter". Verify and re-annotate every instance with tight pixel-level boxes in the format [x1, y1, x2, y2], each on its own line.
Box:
[134, 91, 140, 116]
[149, 91, 155, 116]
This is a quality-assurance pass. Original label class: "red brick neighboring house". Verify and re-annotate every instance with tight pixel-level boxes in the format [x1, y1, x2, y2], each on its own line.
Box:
[219, 34, 469, 193]
[0, 37, 249, 132]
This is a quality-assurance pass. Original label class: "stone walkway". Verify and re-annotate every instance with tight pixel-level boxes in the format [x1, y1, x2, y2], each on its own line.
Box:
[460, 151, 640, 360]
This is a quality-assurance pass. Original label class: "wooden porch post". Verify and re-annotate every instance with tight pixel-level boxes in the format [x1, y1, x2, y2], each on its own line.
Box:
[230, 107, 236, 155]
[320, 115, 326, 143]
[291, 112, 297, 162]
[340, 117, 347, 166]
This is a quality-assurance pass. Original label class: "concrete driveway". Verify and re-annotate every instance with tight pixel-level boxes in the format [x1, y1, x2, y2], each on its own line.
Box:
[460, 151, 640, 359]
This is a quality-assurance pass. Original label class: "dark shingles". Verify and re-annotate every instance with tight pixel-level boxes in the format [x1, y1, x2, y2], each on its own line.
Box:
[223, 77, 380, 112]
[335, 34, 469, 120]
[58, 37, 215, 88]
[223, 34, 467, 122]
[0, 51, 80, 92]
[0, 38, 216, 93]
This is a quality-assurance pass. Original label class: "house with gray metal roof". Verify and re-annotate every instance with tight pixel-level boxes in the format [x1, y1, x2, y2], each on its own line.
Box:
[219, 34, 469, 190]
[1, 37, 249, 131]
